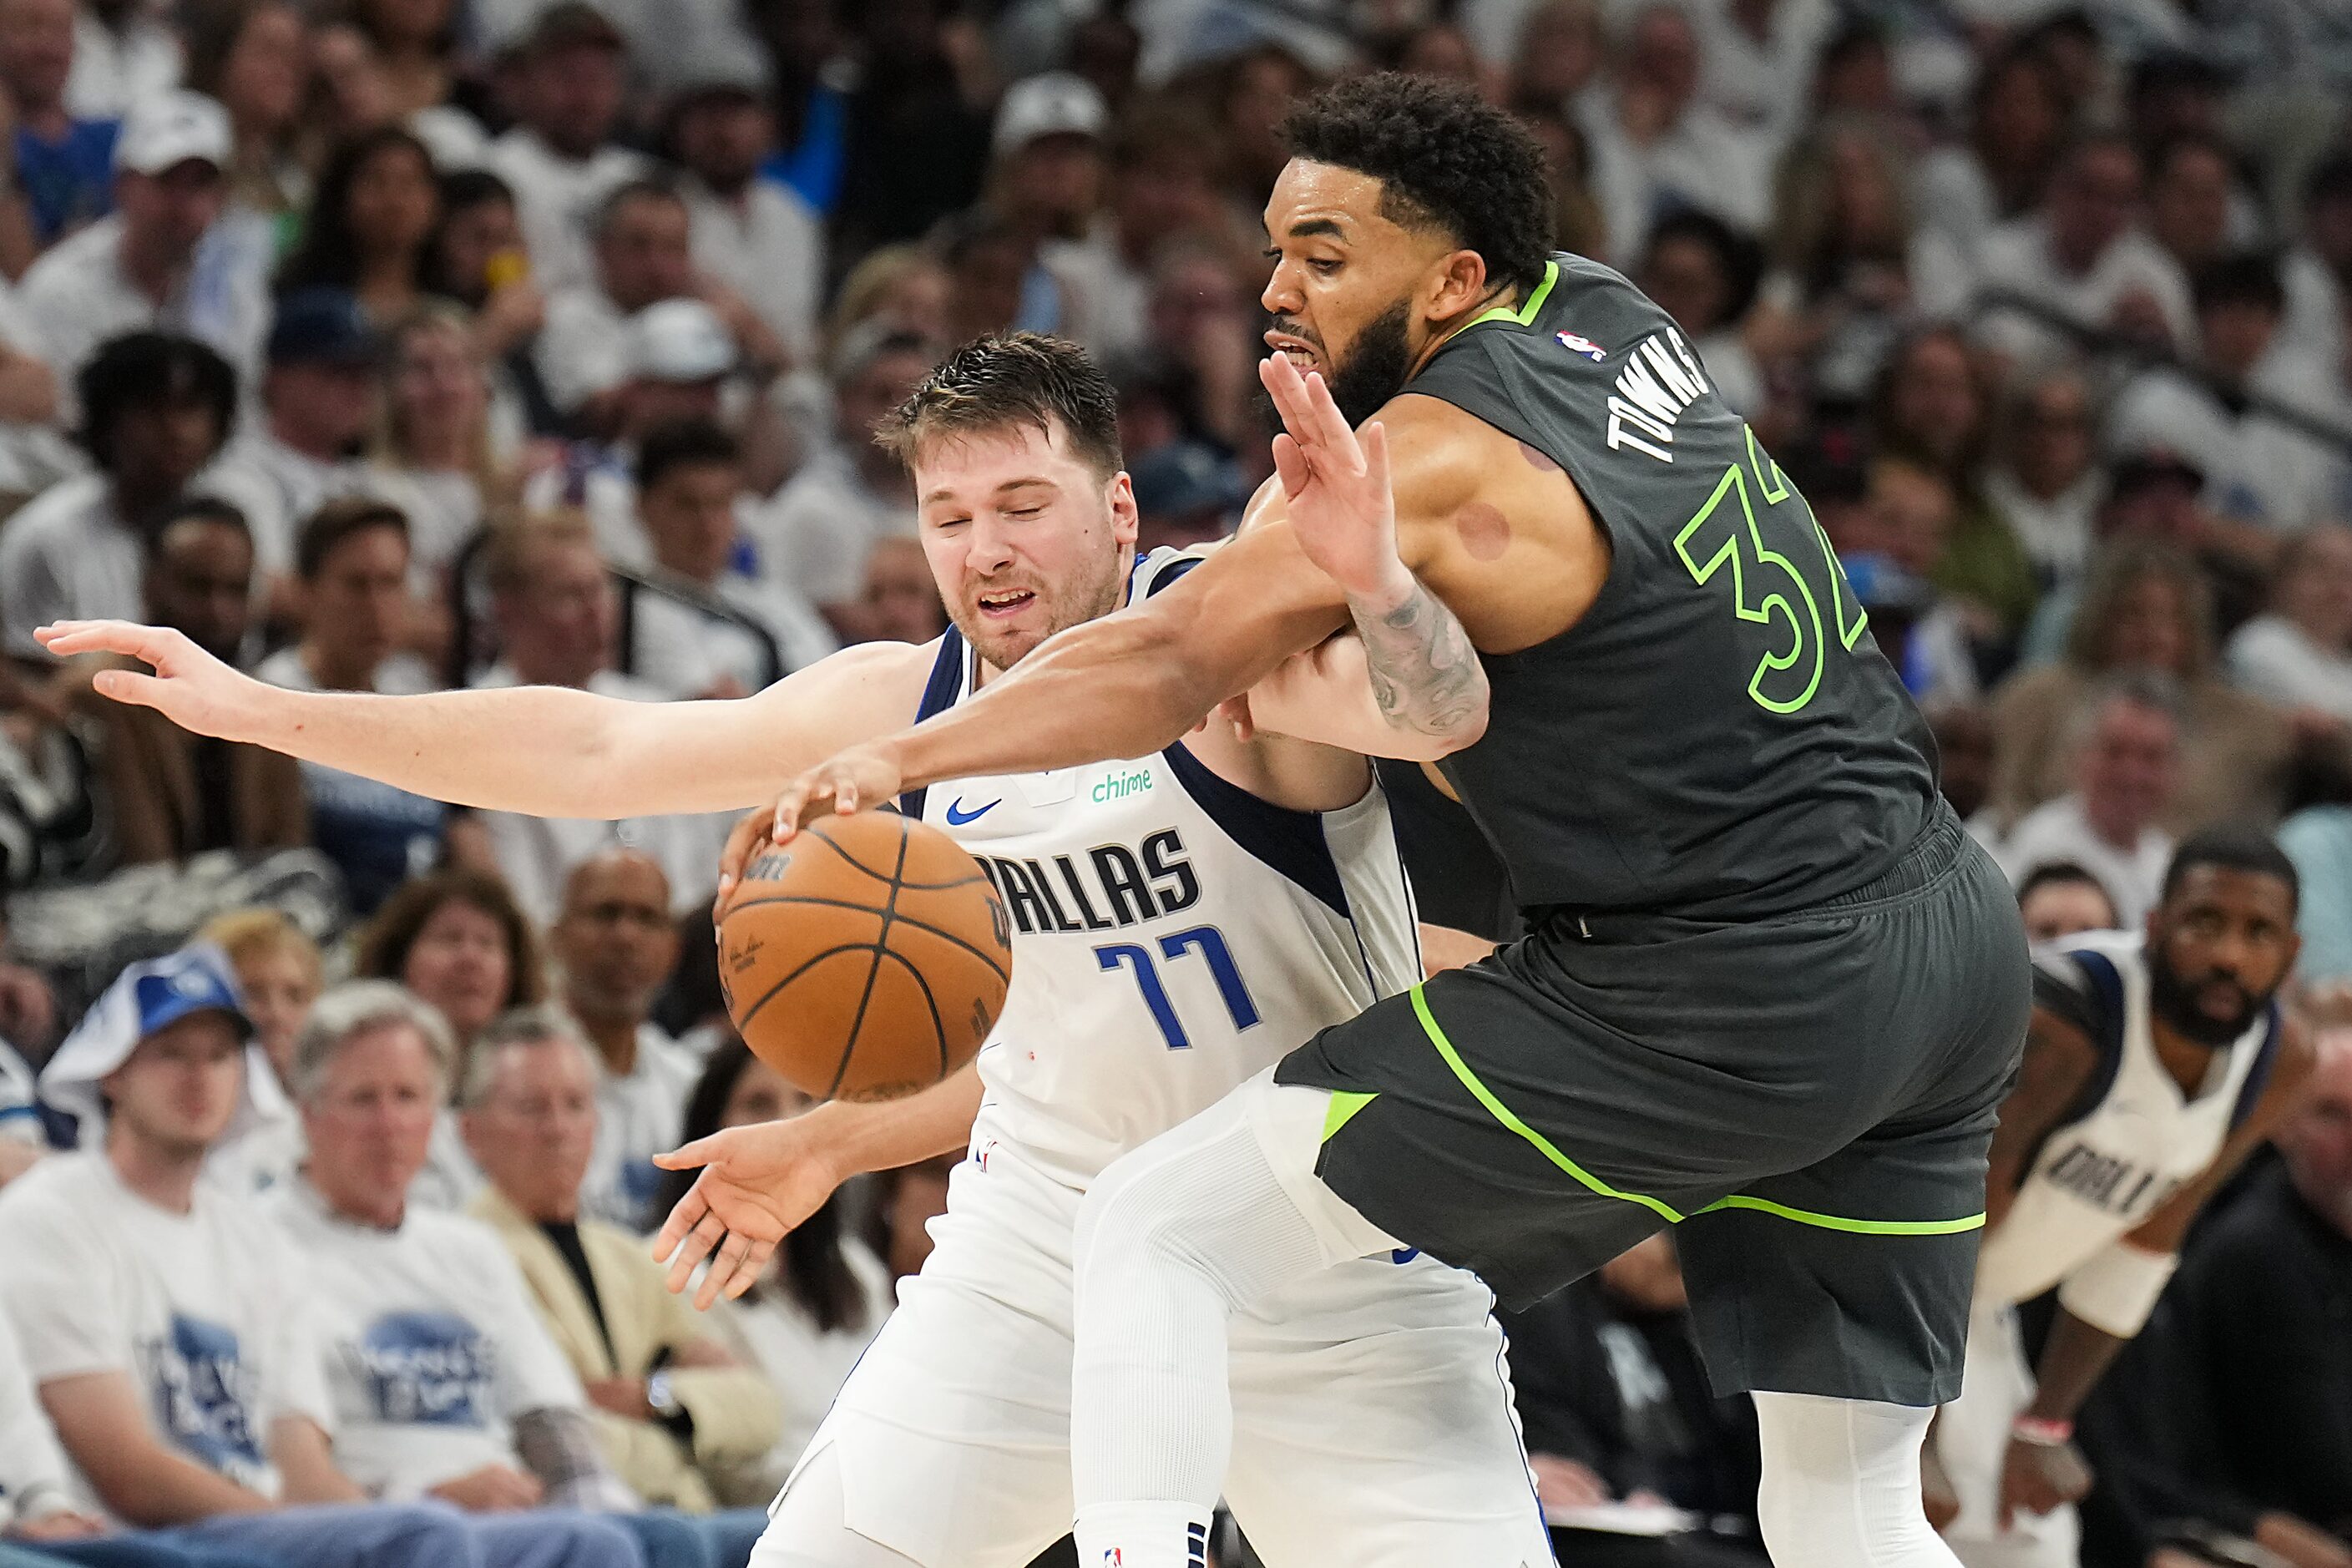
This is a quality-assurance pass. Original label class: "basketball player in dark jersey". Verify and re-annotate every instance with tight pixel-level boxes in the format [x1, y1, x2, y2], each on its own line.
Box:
[714, 75, 2031, 1567]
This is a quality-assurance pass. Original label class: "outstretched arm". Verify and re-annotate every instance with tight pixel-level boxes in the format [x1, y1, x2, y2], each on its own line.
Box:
[33, 621, 930, 819]
[1230, 630, 1475, 762]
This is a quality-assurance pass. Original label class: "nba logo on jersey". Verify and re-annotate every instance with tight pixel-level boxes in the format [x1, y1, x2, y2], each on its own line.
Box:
[1555, 330, 1607, 361]
[1102, 1552, 1120, 1565]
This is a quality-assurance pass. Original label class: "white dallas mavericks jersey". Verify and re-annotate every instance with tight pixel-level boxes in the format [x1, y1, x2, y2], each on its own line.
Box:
[903, 548, 1422, 1186]
[1975, 929, 2279, 1308]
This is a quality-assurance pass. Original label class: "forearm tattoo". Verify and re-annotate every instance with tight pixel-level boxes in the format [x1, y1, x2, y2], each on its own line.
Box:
[1349, 576, 1489, 740]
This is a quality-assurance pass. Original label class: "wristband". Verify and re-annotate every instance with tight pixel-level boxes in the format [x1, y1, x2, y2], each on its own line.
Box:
[2011, 1415, 2074, 1446]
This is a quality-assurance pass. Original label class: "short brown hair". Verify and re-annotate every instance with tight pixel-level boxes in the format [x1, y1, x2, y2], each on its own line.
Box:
[481, 508, 597, 594]
[296, 497, 409, 581]
[877, 333, 1122, 482]
[355, 867, 547, 1015]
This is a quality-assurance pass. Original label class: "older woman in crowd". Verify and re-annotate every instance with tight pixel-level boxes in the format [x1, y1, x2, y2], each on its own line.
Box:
[1987, 539, 2305, 836]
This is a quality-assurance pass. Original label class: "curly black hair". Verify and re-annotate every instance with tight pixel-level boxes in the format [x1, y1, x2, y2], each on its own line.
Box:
[1277, 73, 1555, 294]
[77, 332, 239, 473]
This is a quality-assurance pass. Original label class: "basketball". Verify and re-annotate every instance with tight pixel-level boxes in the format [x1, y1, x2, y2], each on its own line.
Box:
[717, 811, 1013, 1102]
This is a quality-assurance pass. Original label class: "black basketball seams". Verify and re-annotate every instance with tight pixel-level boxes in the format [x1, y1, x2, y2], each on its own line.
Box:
[827, 819, 913, 1098]
[720, 893, 1012, 984]
[731, 939, 888, 1032]
[868, 944, 950, 1081]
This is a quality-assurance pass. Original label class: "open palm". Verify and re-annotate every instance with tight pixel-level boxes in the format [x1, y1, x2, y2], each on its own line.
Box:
[652, 1119, 847, 1309]
[1259, 353, 1402, 600]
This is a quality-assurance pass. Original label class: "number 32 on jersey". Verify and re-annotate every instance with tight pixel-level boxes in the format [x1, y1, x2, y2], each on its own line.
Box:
[1674, 426, 1869, 714]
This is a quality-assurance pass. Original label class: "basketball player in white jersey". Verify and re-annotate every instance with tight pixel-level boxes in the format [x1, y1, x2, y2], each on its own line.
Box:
[34, 333, 1555, 1568]
[1929, 828, 2315, 1568]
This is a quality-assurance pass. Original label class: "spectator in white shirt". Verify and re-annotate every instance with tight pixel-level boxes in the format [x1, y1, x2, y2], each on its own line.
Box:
[263, 982, 645, 1568]
[0, 331, 239, 662]
[1577, 3, 1770, 266]
[0, 946, 487, 1568]
[751, 322, 931, 633]
[488, 3, 649, 296]
[2282, 154, 2351, 388]
[1994, 674, 2182, 928]
[1052, 103, 1228, 366]
[469, 510, 731, 923]
[366, 301, 518, 603]
[2107, 253, 2347, 534]
[628, 418, 836, 697]
[536, 180, 696, 426]
[205, 290, 382, 580]
[18, 89, 266, 392]
[668, 58, 824, 369]
[1973, 133, 2194, 366]
[2227, 524, 2352, 726]
[549, 851, 698, 1233]
[1691, 0, 1834, 149]
[1913, 42, 2067, 265]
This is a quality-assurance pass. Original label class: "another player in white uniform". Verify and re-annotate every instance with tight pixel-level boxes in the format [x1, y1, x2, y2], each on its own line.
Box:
[37, 334, 1554, 1568]
[1930, 831, 2315, 1568]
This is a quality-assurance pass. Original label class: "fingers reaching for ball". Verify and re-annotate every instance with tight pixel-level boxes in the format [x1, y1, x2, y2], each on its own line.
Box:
[766, 742, 908, 844]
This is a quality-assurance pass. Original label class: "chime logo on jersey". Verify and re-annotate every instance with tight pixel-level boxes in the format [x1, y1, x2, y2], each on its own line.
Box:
[357, 1310, 498, 1427]
[144, 1313, 266, 1481]
[976, 828, 1199, 936]
[1555, 330, 1607, 362]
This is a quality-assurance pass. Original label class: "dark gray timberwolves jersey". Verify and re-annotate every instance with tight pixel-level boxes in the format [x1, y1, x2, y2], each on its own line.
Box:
[1411, 252, 1939, 918]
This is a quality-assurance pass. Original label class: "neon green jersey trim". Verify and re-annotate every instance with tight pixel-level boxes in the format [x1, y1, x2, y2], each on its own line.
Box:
[1321, 1090, 1378, 1143]
[1464, 260, 1560, 330]
[1696, 1194, 1985, 1235]
[1408, 985, 1686, 1224]
[1406, 984, 1987, 1237]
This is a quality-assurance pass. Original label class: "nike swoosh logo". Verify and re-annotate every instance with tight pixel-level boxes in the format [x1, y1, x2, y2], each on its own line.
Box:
[944, 797, 1000, 825]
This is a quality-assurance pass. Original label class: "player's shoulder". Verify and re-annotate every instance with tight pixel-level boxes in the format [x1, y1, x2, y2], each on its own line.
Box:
[2031, 932, 2142, 1051]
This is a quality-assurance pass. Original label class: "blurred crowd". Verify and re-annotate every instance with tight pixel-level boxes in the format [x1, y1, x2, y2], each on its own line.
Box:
[0, 0, 2341, 1560]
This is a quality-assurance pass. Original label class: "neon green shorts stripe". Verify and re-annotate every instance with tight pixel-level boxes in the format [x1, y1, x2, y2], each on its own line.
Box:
[1402, 983, 1985, 1238]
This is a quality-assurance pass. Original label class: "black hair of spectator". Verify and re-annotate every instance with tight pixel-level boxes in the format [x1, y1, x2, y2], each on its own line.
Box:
[879, 331, 1123, 481]
[2191, 250, 2284, 318]
[76, 332, 239, 472]
[1815, 17, 1889, 82]
[424, 168, 518, 301]
[635, 417, 741, 493]
[2128, 50, 2228, 112]
[2161, 826, 2299, 915]
[2017, 860, 2119, 914]
[2018, 8, 2101, 57]
[594, 176, 686, 240]
[1276, 73, 1555, 295]
[144, 496, 252, 560]
[2306, 151, 2352, 212]
[659, 1039, 873, 1333]
[354, 867, 547, 1015]
[1642, 210, 1764, 326]
[296, 496, 410, 581]
[277, 127, 440, 298]
[438, 166, 516, 217]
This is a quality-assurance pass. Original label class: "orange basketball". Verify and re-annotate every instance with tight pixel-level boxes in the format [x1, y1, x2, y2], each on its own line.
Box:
[717, 811, 1013, 1101]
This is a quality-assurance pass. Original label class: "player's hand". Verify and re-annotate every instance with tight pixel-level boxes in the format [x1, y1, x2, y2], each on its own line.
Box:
[32, 621, 264, 741]
[1998, 1434, 2092, 1527]
[1258, 353, 1408, 605]
[1528, 1453, 1608, 1510]
[652, 1115, 851, 1308]
[765, 742, 906, 846]
[2254, 1514, 2352, 1568]
[429, 1463, 545, 1512]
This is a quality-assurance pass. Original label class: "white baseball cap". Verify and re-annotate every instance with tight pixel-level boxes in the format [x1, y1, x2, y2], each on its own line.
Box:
[114, 90, 232, 176]
[627, 298, 736, 383]
[991, 71, 1109, 159]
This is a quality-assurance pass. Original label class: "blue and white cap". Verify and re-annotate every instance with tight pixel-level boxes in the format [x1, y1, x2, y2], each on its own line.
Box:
[38, 944, 279, 1148]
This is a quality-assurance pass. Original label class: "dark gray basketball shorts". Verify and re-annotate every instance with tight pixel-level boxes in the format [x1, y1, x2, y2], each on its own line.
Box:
[1277, 810, 2031, 1405]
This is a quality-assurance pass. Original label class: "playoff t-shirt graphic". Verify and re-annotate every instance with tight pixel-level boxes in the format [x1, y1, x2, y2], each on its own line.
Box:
[0, 1151, 332, 1517]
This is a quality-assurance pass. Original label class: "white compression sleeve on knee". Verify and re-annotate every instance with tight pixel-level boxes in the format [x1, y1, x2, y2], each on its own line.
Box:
[751, 1442, 928, 1568]
[1753, 1393, 1968, 1568]
[1070, 1089, 1336, 1568]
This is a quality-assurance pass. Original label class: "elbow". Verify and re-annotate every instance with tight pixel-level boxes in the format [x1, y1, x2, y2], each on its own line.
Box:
[1404, 673, 1489, 761]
